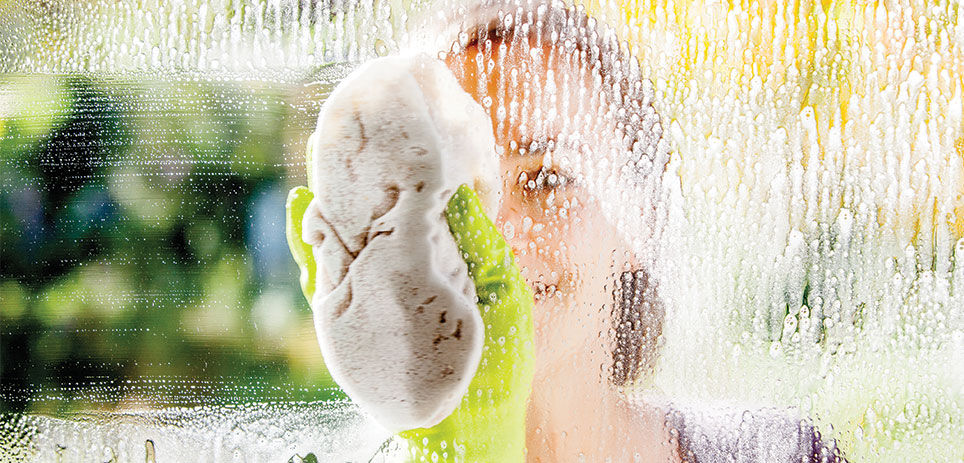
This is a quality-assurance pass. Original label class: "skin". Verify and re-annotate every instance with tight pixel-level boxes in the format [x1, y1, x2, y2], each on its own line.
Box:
[443, 37, 680, 462]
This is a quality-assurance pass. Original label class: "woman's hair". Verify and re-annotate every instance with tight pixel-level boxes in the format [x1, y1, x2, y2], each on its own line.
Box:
[449, 0, 668, 387]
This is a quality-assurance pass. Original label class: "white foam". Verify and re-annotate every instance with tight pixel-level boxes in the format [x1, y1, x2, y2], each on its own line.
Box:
[301, 53, 500, 432]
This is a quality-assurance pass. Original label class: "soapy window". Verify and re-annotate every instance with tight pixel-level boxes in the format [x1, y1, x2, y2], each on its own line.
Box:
[1, 0, 962, 462]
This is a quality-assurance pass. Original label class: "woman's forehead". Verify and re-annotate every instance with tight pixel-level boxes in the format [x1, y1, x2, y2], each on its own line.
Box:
[447, 41, 609, 148]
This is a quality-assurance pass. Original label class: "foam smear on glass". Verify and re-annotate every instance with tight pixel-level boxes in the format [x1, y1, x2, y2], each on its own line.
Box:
[588, 2, 963, 461]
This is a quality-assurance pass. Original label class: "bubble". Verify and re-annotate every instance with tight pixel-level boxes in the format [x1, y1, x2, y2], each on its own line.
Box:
[374, 39, 389, 57]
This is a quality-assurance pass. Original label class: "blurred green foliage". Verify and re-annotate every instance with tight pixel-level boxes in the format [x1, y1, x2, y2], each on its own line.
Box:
[0, 74, 340, 414]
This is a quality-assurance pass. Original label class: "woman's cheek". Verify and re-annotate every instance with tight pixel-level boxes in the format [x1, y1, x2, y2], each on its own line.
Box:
[521, 196, 599, 280]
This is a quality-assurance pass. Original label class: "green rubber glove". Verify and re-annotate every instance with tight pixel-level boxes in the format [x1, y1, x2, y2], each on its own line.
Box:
[398, 185, 535, 462]
[285, 184, 535, 462]
[285, 184, 316, 302]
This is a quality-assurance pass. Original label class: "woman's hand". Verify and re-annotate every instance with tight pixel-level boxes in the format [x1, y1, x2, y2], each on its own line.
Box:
[285, 185, 316, 302]
[398, 185, 535, 462]
[286, 184, 535, 462]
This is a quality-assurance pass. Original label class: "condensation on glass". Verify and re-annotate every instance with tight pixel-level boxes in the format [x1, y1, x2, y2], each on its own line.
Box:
[0, 0, 961, 462]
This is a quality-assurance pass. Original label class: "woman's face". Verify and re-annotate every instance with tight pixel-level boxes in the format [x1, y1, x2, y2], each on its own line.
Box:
[444, 37, 676, 461]
[445, 38, 639, 390]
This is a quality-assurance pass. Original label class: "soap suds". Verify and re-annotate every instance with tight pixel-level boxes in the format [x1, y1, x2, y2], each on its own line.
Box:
[302, 53, 500, 432]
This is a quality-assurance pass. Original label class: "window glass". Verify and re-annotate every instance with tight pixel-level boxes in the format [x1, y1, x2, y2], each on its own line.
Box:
[1, 1, 961, 462]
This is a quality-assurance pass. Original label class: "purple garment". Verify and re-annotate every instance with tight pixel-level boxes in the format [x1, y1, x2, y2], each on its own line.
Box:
[666, 405, 847, 463]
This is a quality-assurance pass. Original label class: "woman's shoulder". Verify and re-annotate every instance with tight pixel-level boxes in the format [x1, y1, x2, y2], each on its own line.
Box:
[664, 402, 847, 463]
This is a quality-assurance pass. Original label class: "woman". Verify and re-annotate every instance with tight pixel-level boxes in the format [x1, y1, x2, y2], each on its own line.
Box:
[436, 1, 844, 461]
[438, 3, 675, 461]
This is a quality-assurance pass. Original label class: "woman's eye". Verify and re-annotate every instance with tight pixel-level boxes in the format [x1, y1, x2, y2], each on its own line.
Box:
[517, 166, 574, 193]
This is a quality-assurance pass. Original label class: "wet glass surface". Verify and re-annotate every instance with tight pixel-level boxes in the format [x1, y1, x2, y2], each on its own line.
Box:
[2, 1, 962, 461]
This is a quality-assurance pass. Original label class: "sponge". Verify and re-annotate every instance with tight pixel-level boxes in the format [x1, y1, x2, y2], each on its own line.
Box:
[301, 53, 500, 432]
